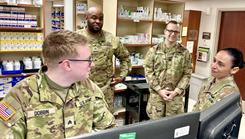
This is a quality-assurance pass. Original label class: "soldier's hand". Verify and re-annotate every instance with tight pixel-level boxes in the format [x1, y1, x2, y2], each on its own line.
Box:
[110, 77, 123, 86]
[164, 91, 178, 101]
[157, 90, 171, 100]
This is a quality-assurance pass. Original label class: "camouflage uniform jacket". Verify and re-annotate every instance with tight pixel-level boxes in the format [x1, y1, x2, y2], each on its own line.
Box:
[0, 66, 117, 139]
[77, 29, 132, 90]
[193, 75, 240, 112]
[144, 42, 193, 95]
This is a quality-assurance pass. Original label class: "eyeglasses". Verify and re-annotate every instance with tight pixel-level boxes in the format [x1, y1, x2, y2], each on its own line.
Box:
[58, 57, 93, 66]
[165, 29, 180, 34]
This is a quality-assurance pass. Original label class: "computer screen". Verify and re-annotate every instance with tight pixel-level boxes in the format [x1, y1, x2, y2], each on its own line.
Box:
[198, 91, 242, 139]
[67, 111, 200, 139]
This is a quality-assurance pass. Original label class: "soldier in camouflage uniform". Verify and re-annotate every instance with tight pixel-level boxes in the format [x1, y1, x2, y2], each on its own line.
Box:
[144, 21, 193, 119]
[193, 48, 244, 111]
[77, 7, 132, 112]
[0, 30, 117, 138]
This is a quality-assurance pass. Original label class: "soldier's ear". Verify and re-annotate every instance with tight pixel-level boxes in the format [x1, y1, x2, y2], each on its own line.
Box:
[61, 60, 72, 71]
[231, 67, 239, 75]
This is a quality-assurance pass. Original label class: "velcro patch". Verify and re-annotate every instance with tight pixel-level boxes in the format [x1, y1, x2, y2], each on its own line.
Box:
[0, 101, 16, 121]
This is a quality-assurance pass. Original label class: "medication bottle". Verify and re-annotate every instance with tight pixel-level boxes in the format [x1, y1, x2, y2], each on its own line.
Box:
[33, 58, 41, 69]
[24, 58, 32, 69]
[6, 62, 14, 71]
[14, 60, 20, 70]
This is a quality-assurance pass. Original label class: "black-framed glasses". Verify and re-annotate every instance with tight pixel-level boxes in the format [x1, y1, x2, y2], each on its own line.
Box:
[165, 29, 180, 34]
[58, 57, 93, 66]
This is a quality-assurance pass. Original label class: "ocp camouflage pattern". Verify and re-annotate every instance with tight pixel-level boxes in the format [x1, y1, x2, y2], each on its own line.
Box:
[0, 66, 117, 139]
[77, 29, 132, 112]
[144, 42, 193, 119]
[193, 75, 241, 112]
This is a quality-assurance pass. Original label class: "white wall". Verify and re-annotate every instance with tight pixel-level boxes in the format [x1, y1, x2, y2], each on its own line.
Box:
[185, 0, 245, 77]
[45, 1, 52, 37]
[64, 0, 74, 31]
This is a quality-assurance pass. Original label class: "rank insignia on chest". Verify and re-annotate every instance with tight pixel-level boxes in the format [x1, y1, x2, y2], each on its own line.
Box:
[0, 101, 16, 121]
[65, 116, 74, 128]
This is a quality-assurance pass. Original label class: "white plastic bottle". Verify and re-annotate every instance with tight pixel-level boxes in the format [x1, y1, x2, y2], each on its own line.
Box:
[14, 60, 20, 70]
[33, 58, 41, 69]
[6, 62, 14, 71]
[2, 60, 8, 70]
[154, 7, 157, 21]
[24, 58, 32, 69]
[34, 0, 42, 6]
[32, 56, 37, 63]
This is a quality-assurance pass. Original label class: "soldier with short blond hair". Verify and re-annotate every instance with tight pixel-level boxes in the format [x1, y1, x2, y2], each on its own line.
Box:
[0, 30, 117, 139]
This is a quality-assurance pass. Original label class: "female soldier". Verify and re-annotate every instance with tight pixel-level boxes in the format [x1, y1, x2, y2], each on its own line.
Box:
[193, 48, 245, 111]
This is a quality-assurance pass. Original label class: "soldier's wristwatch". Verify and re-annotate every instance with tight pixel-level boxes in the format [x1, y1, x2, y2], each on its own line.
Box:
[120, 76, 125, 82]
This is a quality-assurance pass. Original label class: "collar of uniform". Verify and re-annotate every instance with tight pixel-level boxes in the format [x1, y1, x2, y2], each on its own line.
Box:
[156, 42, 178, 54]
[81, 28, 106, 43]
[208, 75, 234, 84]
[36, 66, 81, 105]
[207, 75, 234, 94]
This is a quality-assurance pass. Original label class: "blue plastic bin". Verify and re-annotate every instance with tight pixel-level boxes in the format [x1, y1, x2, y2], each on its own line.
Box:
[0, 64, 23, 75]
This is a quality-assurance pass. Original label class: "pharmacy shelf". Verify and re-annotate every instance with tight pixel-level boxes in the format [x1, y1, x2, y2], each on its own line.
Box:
[114, 89, 126, 93]
[76, 25, 84, 30]
[113, 107, 126, 115]
[0, 27, 44, 31]
[0, 50, 42, 53]
[77, 13, 86, 16]
[0, 73, 36, 78]
[0, 3, 43, 8]
[117, 18, 152, 23]
[124, 44, 151, 47]
[153, 21, 183, 25]
[116, 65, 143, 69]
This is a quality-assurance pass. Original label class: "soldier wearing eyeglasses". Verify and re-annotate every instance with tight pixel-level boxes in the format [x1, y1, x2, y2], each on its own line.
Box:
[144, 20, 193, 119]
[77, 7, 132, 113]
[0, 30, 117, 138]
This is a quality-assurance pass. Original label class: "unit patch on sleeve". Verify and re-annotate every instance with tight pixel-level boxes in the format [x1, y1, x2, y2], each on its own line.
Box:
[0, 101, 16, 121]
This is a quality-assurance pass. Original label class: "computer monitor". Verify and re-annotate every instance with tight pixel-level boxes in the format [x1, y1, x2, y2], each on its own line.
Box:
[198, 91, 242, 139]
[67, 111, 200, 139]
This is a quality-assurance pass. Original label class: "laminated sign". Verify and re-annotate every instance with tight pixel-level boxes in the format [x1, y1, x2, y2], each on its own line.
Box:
[197, 47, 209, 62]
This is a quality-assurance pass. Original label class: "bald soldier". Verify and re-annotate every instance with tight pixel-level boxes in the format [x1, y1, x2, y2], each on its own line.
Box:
[0, 30, 117, 138]
[77, 7, 132, 112]
[144, 20, 193, 119]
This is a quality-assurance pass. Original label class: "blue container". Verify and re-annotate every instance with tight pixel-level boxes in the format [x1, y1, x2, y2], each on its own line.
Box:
[0, 64, 23, 75]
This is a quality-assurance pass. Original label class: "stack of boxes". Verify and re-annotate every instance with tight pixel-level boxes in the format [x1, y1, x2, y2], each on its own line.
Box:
[76, 3, 88, 14]
[0, 32, 43, 51]
[118, 33, 150, 44]
[0, 6, 37, 28]
[51, 7, 64, 31]
[0, 76, 24, 96]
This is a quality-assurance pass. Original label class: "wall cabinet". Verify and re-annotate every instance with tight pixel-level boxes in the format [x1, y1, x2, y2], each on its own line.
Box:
[75, 0, 103, 31]
[51, 6, 64, 31]
[103, 0, 185, 120]
[181, 10, 201, 73]
[0, 1, 45, 99]
[103, 0, 184, 79]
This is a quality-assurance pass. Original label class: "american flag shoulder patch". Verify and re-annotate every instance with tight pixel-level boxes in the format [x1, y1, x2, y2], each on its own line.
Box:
[0, 101, 16, 121]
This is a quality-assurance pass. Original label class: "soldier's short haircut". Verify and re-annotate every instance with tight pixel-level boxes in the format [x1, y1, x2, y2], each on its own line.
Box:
[166, 20, 179, 29]
[42, 30, 89, 68]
